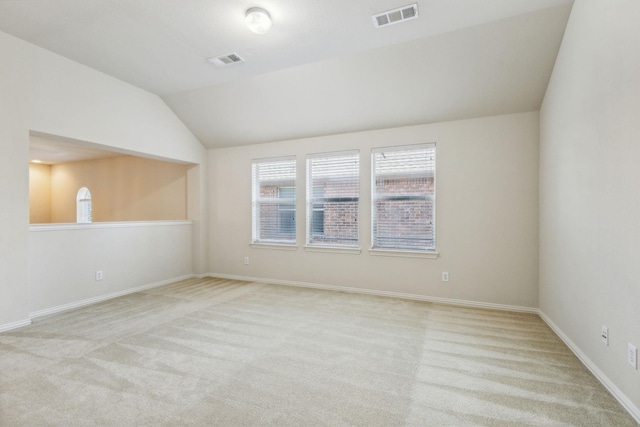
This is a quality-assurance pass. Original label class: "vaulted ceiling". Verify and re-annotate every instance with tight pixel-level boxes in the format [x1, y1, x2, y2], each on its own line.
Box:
[0, 0, 573, 149]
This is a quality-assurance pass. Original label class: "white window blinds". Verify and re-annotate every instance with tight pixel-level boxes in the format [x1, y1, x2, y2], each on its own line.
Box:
[371, 144, 435, 250]
[251, 156, 296, 244]
[306, 151, 359, 247]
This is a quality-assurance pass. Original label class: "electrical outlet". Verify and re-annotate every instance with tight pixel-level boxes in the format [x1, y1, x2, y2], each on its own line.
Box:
[95, 270, 103, 281]
[243, 257, 250, 265]
[601, 326, 608, 345]
[629, 343, 637, 369]
[442, 272, 449, 282]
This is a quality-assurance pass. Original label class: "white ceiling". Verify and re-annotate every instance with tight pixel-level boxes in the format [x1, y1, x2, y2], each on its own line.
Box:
[0, 0, 573, 150]
[29, 134, 124, 165]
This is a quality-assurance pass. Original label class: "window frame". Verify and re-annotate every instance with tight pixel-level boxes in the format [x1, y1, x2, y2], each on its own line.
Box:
[305, 150, 360, 249]
[251, 156, 297, 246]
[370, 143, 436, 254]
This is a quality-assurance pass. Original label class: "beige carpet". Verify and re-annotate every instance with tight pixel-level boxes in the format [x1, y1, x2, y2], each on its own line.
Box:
[0, 277, 636, 426]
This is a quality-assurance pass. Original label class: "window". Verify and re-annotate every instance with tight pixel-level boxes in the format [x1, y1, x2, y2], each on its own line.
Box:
[371, 144, 435, 251]
[306, 151, 359, 247]
[76, 187, 92, 223]
[310, 186, 324, 235]
[278, 186, 296, 235]
[252, 157, 296, 244]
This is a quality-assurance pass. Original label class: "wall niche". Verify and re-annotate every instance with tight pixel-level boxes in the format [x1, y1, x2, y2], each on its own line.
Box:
[29, 134, 190, 224]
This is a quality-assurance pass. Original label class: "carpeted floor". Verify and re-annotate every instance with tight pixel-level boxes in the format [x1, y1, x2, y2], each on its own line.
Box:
[0, 277, 636, 426]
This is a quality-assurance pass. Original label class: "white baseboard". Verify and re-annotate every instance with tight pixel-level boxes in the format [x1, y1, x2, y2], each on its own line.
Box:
[207, 272, 538, 313]
[0, 318, 32, 333]
[538, 310, 640, 424]
[28, 274, 195, 320]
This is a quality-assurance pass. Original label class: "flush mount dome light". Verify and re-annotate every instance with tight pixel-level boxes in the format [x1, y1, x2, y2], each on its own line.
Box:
[245, 7, 272, 34]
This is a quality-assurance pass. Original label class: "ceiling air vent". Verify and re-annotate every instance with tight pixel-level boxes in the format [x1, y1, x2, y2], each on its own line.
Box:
[207, 52, 245, 67]
[372, 3, 418, 28]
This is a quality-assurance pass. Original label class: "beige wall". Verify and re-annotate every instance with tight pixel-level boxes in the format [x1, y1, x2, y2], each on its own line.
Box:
[38, 155, 188, 223]
[539, 0, 640, 415]
[29, 163, 52, 224]
[209, 112, 539, 309]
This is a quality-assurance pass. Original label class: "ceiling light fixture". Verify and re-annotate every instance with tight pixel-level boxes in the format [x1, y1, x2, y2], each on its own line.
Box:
[245, 7, 272, 34]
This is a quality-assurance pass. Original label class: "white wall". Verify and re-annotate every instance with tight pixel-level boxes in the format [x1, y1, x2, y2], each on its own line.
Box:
[30, 46, 204, 165]
[539, 0, 640, 416]
[0, 30, 207, 329]
[209, 112, 539, 309]
[188, 164, 208, 274]
[0, 33, 31, 330]
[28, 223, 192, 314]
[26, 34, 209, 275]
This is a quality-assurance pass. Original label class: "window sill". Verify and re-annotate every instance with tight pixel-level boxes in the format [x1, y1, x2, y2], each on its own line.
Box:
[250, 243, 298, 251]
[368, 248, 439, 259]
[29, 220, 192, 232]
[304, 246, 361, 255]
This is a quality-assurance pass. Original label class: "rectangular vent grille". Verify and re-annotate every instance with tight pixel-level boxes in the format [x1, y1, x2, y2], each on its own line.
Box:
[207, 52, 245, 67]
[373, 3, 418, 28]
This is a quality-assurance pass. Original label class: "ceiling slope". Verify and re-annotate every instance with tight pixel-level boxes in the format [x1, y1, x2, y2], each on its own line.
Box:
[0, 0, 571, 95]
[0, 0, 573, 150]
[164, 5, 572, 148]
